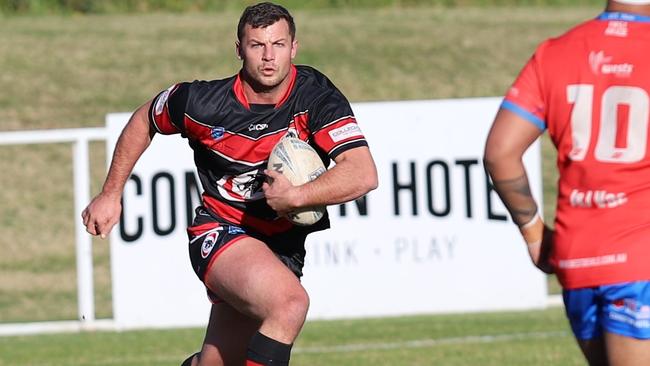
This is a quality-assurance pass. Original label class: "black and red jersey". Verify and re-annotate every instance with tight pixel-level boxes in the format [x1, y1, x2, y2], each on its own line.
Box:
[148, 64, 368, 236]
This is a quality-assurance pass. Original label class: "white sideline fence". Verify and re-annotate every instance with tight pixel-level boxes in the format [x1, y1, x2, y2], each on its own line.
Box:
[0, 127, 108, 333]
[0, 119, 560, 337]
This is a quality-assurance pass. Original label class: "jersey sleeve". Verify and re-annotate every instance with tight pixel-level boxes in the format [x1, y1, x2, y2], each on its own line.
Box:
[309, 88, 368, 159]
[501, 44, 548, 131]
[148, 82, 190, 135]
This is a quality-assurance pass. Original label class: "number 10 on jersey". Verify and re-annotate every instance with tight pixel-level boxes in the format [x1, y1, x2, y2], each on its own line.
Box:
[567, 84, 649, 163]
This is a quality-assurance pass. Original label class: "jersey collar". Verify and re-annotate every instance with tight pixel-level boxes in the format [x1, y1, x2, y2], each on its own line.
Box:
[233, 64, 297, 110]
[598, 12, 650, 23]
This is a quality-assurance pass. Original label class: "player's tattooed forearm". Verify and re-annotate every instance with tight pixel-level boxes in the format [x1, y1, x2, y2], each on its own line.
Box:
[491, 174, 538, 226]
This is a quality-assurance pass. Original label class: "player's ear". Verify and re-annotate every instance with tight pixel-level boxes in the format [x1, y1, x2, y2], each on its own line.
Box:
[235, 41, 242, 60]
[290, 39, 298, 60]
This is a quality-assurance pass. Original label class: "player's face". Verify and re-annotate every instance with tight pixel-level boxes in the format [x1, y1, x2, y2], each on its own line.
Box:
[237, 19, 297, 90]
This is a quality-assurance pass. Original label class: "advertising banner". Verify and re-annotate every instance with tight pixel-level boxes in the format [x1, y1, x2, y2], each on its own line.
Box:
[107, 97, 545, 329]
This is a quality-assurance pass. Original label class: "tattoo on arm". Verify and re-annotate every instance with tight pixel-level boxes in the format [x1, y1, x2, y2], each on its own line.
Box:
[491, 174, 538, 226]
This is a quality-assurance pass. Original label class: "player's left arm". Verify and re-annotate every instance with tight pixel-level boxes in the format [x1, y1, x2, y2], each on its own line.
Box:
[484, 108, 553, 273]
[263, 146, 377, 215]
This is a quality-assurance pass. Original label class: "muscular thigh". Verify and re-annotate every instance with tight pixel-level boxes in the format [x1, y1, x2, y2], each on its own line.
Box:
[204, 236, 306, 320]
[188, 207, 306, 318]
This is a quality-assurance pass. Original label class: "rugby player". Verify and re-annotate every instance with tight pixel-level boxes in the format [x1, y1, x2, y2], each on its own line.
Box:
[484, 1, 650, 364]
[81, 2, 378, 365]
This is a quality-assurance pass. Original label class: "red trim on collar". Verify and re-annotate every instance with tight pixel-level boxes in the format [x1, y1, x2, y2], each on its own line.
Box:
[233, 72, 250, 110]
[232, 64, 297, 110]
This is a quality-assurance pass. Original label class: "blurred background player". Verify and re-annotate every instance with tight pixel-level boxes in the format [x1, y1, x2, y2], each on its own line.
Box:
[81, 2, 378, 365]
[485, 0, 650, 365]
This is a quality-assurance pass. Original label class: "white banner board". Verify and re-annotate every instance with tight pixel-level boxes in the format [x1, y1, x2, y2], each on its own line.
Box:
[107, 97, 545, 329]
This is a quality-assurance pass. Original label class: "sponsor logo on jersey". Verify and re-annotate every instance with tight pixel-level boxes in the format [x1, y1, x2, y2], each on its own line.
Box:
[569, 188, 628, 208]
[211, 126, 225, 140]
[248, 123, 268, 131]
[154, 85, 176, 116]
[589, 51, 612, 74]
[589, 51, 633, 77]
[201, 231, 219, 259]
[228, 225, 246, 235]
[328, 123, 363, 143]
[602, 63, 634, 76]
[605, 20, 628, 37]
[558, 253, 627, 269]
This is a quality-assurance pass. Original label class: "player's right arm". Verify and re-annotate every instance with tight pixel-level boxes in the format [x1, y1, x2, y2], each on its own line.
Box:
[484, 108, 553, 273]
[484, 44, 556, 273]
[82, 100, 155, 239]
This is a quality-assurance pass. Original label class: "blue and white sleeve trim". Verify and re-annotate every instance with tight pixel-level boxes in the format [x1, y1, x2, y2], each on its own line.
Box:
[501, 100, 546, 131]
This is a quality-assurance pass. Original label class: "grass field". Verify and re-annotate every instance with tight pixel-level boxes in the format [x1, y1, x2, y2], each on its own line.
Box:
[0, 4, 600, 364]
[0, 307, 584, 366]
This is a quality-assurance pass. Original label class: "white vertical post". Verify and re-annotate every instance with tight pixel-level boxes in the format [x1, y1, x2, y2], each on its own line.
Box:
[73, 139, 95, 325]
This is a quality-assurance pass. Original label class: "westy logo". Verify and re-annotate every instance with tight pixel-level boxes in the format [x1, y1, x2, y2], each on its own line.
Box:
[211, 126, 225, 140]
[248, 123, 268, 131]
[328, 123, 363, 143]
[589, 51, 612, 74]
[201, 231, 220, 259]
[589, 51, 633, 77]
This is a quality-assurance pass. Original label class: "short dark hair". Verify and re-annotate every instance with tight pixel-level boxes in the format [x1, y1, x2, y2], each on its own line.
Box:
[237, 2, 296, 42]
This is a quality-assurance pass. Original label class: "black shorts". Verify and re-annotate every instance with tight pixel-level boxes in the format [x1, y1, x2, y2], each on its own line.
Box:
[187, 207, 308, 301]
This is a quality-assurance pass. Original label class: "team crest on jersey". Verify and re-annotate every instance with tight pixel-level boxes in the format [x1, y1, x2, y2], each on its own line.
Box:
[201, 231, 220, 259]
[211, 127, 225, 140]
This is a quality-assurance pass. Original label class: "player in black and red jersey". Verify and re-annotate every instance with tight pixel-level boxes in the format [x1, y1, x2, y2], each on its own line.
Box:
[81, 2, 378, 366]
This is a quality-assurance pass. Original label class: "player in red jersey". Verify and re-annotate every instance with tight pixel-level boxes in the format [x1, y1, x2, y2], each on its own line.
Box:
[81, 3, 378, 366]
[485, 1, 650, 365]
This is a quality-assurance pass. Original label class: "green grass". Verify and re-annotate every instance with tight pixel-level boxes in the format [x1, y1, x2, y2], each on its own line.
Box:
[0, 6, 599, 323]
[0, 307, 583, 366]
[0, 0, 604, 15]
[0, 7, 603, 130]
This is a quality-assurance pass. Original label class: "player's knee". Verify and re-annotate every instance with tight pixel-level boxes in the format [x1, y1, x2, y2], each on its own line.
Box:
[271, 288, 309, 327]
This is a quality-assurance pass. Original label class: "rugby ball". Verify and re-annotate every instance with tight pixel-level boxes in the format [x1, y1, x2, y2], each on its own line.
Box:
[267, 136, 327, 226]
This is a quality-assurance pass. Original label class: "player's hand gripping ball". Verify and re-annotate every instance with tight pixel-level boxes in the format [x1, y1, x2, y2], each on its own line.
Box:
[267, 136, 327, 225]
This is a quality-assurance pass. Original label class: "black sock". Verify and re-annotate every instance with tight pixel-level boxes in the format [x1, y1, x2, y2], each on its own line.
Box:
[180, 352, 199, 366]
[246, 331, 293, 366]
